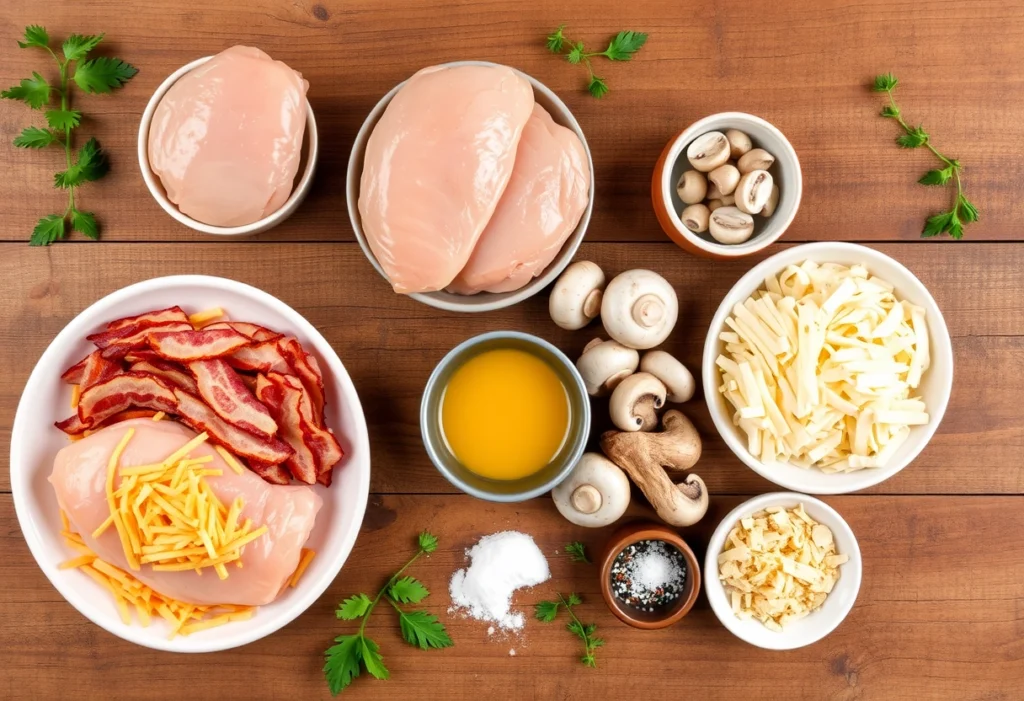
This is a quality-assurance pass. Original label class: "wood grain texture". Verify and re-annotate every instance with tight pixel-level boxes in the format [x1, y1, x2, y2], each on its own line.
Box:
[1, 494, 1022, 700]
[2, 242, 1021, 496]
[1, 0, 1023, 243]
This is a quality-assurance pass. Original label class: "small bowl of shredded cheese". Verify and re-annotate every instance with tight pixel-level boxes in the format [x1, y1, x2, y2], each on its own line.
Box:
[702, 242, 953, 494]
[704, 492, 862, 649]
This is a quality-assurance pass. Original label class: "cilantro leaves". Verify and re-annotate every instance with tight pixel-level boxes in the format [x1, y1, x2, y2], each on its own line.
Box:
[545, 25, 647, 97]
[1, 25, 137, 245]
[535, 593, 602, 667]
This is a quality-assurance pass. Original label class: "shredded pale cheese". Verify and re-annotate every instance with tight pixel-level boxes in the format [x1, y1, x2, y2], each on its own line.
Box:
[152, 411, 166, 422]
[71, 384, 81, 410]
[188, 307, 225, 327]
[289, 548, 316, 588]
[717, 261, 930, 472]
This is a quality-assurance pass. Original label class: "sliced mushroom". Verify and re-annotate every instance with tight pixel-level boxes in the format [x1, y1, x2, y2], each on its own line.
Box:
[708, 163, 740, 196]
[640, 350, 695, 403]
[761, 184, 780, 216]
[686, 131, 731, 172]
[600, 270, 679, 350]
[551, 453, 631, 527]
[681, 203, 710, 233]
[576, 338, 639, 396]
[725, 129, 753, 159]
[676, 170, 707, 205]
[737, 148, 775, 174]
[549, 261, 606, 330]
[709, 206, 755, 245]
[609, 372, 666, 432]
[735, 170, 774, 215]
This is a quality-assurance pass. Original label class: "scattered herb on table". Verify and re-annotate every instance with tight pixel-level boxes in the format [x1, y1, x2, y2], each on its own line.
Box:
[564, 540, 590, 564]
[323, 531, 452, 695]
[1, 25, 138, 246]
[545, 26, 647, 98]
[535, 593, 604, 667]
[871, 73, 978, 240]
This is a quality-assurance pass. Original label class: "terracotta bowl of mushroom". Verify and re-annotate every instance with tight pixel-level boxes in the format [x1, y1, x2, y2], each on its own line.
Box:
[651, 112, 802, 258]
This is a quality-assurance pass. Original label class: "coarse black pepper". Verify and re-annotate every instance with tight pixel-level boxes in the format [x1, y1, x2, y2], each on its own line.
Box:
[609, 539, 687, 612]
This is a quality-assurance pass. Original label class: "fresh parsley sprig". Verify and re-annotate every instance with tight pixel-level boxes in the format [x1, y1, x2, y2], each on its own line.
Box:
[535, 593, 603, 667]
[1, 25, 137, 245]
[324, 532, 452, 696]
[564, 541, 590, 564]
[546, 26, 647, 98]
[872, 73, 978, 239]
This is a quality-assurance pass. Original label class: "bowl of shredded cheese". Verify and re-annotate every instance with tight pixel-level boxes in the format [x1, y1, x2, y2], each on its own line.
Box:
[702, 242, 953, 494]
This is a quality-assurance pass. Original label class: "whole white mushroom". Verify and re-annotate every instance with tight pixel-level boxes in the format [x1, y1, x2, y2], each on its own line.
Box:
[639, 350, 695, 403]
[549, 261, 606, 330]
[600, 269, 679, 350]
[551, 453, 631, 527]
[576, 338, 640, 396]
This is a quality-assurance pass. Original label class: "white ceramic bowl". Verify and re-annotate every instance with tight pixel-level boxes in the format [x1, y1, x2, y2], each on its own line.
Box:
[704, 492, 862, 650]
[10, 275, 370, 652]
[346, 60, 594, 313]
[138, 56, 319, 236]
[653, 112, 802, 259]
[702, 242, 953, 494]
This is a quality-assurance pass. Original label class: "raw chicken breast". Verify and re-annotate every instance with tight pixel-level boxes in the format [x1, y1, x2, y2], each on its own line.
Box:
[448, 104, 590, 294]
[148, 45, 308, 227]
[50, 418, 322, 606]
[358, 64, 534, 293]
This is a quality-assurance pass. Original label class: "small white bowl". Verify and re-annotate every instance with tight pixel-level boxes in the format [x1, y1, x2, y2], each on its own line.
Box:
[346, 60, 594, 313]
[138, 56, 319, 236]
[10, 275, 370, 652]
[652, 112, 802, 259]
[702, 242, 953, 494]
[704, 492, 862, 650]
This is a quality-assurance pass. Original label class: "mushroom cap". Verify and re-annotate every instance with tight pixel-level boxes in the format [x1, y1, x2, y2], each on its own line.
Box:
[549, 260, 606, 330]
[600, 269, 679, 350]
[640, 350, 695, 403]
[609, 371, 666, 432]
[551, 452, 631, 527]
[576, 339, 639, 396]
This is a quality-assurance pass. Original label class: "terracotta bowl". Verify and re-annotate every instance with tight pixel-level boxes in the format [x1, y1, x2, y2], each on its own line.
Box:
[599, 521, 701, 629]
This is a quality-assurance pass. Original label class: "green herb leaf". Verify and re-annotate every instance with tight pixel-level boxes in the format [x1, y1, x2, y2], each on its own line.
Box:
[567, 42, 585, 65]
[922, 212, 952, 238]
[566, 592, 582, 607]
[564, 541, 589, 563]
[947, 217, 964, 240]
[71, 209, 98, 239]
[62, 33, 104, 61]
[601, 31, 648, 60]
[45, 108, 82, 131]
[359, 637, 389, 680]
[388, 576, 429, 604]
[873, 73, 898, 92]
[546, 25, 566, 53]
[535, 600, 561, 622]
[958, 195, 979, 223]
[588, 75, 609, 98]
[324, 634, 363, 696]
[18, 25, 50, 50]
[880, 104, 900, 118]
[418, 531, 438, 554]
[337, 593, 373, 620]
[567, 619, 587, 639]
[896, 125, 928, 148]
[397, 610, 453, 650]
[55, 138, 108, 189]
[30, 213, 66, 246]
[918, 166, 953, 186]
[1, 72, 52, 110]
[13, 126, 58, 149]
[72, 56, 138, 94]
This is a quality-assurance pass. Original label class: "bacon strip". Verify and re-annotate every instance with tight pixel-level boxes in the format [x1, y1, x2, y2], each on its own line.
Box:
[129, 359, 199, 395]
[204, 321, 282, 343]
[104, 306, 189, 332]
[188, 358, 278, 437]
[172, 388, 292, 465]
[248, 460, 291, 485]
[276, 373, 343, 474]
[147, 328, 251, 361]
[61, 350, 122, 389]
[255, 374, 318, 484]
[227, 340, 292, 374]
[56, 372, 177, 434]
[279, 338, 326, 423]
[88, 320, 192, 350]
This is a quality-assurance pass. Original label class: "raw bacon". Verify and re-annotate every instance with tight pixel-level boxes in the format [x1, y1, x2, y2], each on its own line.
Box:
[279, 338, 326, 423]
[147, 328, 251, 361]
[227, 340, 292, 374]
[56, 372, 177, 434]
[172, 388, 293, 465]
[204, 321, 282, 342]
[61, 350, 122, 389]
[255, 374, 318, 484]
[88, 320, 192, 350]
[104, 306, 189, 331]
[248, 459, 292, 485]
[188, 358, 278, 437]
[129, 358, 199, 395]
[265, 372, 343, 481]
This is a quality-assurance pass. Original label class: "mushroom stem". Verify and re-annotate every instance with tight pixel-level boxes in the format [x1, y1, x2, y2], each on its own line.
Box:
[583, 289, 603, 319]
[571, 485, 603, 514]
[632, 294, 664, 327]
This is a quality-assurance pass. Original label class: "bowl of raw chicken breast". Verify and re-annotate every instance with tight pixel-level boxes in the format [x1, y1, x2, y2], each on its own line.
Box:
[347, 61, 595, 312]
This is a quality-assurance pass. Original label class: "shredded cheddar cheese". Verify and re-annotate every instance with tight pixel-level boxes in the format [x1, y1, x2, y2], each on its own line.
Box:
[152, 411, 166, 422]
[289, 548, 316, 588]
[188, 307, 225, 327]
[71, 384, 81, 409]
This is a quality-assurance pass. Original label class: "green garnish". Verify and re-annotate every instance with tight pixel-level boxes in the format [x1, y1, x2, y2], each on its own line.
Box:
[1, 25, 137, 245]
[872, 72, 978, 239]
[564, 541, 590, 563]
[534, 593, 603, 667]
[323, 532, 452, 695]
[546, 26, 647, 98]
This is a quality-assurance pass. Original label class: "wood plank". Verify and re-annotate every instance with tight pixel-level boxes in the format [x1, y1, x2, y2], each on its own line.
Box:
[1, 493, 1021, 699]
[1, 0, 1022, 243]
[2, 242, 1021, 495]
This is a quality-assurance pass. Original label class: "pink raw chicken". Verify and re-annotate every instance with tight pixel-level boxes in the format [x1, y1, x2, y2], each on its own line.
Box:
[148, 45, 308, 227]
[358, 64, 534, 293]
[50, 418, 322, 606]
[448, 104, 590, 294]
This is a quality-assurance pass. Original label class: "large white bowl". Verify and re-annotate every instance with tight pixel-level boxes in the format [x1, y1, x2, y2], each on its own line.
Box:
[704, 492, 862, 650]
[10, 275, 370, 652]
[346, 60, 594, 313]
[702, 242, 953, 494]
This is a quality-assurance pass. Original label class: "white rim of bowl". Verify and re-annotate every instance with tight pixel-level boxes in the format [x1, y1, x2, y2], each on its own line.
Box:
[137, 56, 319, 236]
[345, 60, 595, 312]
[10, 275, 371, 652]
[661, 112, 802, 257]
[701, 242, 954, 494]
[703, 492, 862, 650]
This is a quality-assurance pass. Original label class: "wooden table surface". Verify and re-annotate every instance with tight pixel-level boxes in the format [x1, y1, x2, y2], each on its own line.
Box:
[2, 1, 1022, 699]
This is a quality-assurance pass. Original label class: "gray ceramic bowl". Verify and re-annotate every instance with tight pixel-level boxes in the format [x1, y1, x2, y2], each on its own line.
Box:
[420, 331, 590, 501]
[346, 61, 594, 313]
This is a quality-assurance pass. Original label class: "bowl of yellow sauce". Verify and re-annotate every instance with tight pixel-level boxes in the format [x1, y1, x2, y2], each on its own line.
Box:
[421, 331, 590, 501]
